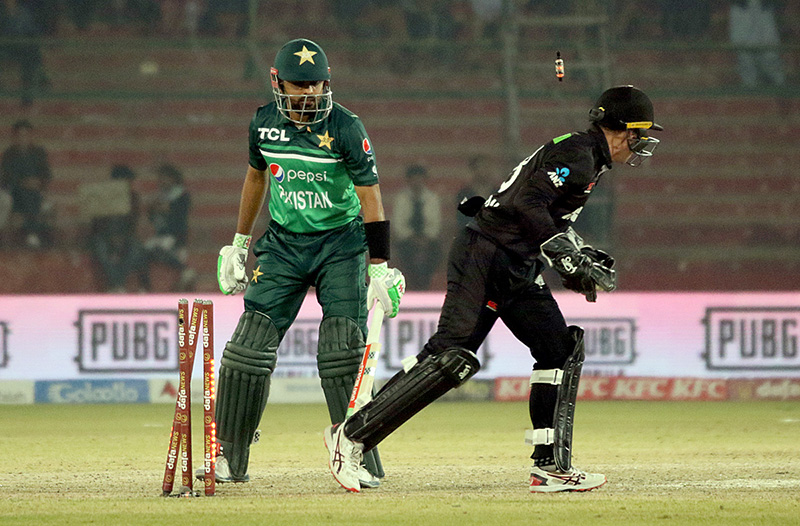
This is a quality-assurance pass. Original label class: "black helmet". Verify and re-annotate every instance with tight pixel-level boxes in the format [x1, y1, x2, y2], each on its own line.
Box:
[589, 85, 663, 132]
[270, 38, 333, 125]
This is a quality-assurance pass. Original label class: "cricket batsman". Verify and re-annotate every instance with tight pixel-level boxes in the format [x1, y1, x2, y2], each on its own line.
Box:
[206, 38, 405, 488]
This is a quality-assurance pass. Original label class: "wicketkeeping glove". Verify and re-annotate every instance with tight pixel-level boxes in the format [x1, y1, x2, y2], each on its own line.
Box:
[367, 262, 406, 318]
[540, 232, 598, 302]
[217, 233, 251, 295]
[582, 246, 617, 293]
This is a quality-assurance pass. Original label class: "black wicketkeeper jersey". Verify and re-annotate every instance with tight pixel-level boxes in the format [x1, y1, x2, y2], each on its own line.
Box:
[472, 127, 613, 264]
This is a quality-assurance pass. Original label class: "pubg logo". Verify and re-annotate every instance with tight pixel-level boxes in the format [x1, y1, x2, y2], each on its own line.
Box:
[703, 307, 800, 370]
[75, 309, 179, 373]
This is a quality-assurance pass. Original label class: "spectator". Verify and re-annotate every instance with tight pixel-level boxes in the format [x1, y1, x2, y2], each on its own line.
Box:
[393, 164, 443, 290]
[0, 0, 49, 106]
[199, 0, 247, 37]
[88, 164, 147, 292]
[466, 0, 502, 40]
[660, 0, 711, 40]
[729, 0, 785, 88]
[456, 154, 498, 230]
[63, 0, 97, 31]
[0, 119, 53, 248]
[0, 185, 11, 239]
[142, 163, 196, 291]
[23, 0, 60, 36]
[399, 0, 459, 71]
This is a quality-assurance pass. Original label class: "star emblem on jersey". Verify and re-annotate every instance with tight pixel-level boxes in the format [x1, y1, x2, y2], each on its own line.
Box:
[294, 45, 317, 65]
[317, 130, 334, 149]
[251, 265, 264, 283]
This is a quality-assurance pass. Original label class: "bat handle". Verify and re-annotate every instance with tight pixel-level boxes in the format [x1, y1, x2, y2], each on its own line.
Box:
[367, 302, 385, 343]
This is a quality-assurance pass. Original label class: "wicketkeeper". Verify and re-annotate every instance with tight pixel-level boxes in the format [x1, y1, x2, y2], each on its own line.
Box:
[325, 85, 662, 493]
[206, 38, 405, 488]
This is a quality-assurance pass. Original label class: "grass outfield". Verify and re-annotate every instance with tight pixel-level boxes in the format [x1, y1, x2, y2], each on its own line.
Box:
[3, 400, 799, 525]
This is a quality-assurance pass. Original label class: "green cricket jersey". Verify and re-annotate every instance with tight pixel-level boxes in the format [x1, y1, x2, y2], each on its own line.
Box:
[248, 101, 379, 233]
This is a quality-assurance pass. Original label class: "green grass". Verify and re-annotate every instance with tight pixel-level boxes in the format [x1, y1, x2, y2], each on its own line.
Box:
[2, 401, 799, 525]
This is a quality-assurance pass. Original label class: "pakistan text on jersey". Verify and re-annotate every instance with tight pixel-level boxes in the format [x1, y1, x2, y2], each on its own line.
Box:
[279, 188, 334, 209]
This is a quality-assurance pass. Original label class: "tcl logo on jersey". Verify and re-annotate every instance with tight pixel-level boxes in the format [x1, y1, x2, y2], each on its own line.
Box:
[270, 163, 285, 183]
[362, 138, 372, 154]
[257, 128, 290, 141]
[548, 167, 570, 188]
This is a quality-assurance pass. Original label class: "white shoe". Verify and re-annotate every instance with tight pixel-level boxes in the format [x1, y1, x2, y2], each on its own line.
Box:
[357, 466, 381, 489]
[529, 465, 606, 493]
[194, 455, 249, 483]
[324, 424, 363, 493]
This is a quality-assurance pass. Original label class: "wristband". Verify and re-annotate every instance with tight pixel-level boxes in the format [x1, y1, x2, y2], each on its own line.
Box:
[233, 232, 252, 249]
[364, 220, 390, 260]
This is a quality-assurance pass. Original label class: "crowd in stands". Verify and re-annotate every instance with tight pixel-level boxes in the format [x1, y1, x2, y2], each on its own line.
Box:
[83, 162, 196, 293]
[0, 126, 196, 293]
[0, 119, 53, 249]
[0, 0, 797, 293]
[86, 164, 146, 292]
[0, 1, 796, 43]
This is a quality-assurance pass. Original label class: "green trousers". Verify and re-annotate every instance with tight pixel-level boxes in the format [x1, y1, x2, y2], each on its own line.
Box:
[244, 218, 368, 336]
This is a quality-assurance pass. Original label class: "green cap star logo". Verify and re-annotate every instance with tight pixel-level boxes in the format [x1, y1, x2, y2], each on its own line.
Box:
[294, 45, 317, 65]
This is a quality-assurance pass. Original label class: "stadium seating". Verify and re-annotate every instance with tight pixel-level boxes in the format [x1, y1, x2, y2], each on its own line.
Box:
[0, 40, 797, 293]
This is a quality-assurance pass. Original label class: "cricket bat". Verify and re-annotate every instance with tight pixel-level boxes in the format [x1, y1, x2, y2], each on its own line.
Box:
[345, 302, 385, 418]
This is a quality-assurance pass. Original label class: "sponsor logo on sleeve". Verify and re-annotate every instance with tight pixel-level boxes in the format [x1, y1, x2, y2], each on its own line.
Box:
[362, 138, 372, 154]
[547, 166, 570, 188]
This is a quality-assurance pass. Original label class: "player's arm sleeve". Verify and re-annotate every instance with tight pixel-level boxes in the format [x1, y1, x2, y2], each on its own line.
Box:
[340, 117, 379, 186]
[248, 111, 267, 171]
[513, 149, 594, 245]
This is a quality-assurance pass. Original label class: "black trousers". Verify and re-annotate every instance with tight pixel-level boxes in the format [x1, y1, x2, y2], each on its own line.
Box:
[421, 227, 573, 370]
[418, 227, 575, 460]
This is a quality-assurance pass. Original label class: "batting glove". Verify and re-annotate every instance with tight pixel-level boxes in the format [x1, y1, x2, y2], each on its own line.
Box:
[217, 233, 251, 295]
[367, 262, 405, 318]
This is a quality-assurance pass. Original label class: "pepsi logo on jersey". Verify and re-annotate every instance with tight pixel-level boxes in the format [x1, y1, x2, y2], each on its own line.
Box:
[269, 163, 328, 183]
